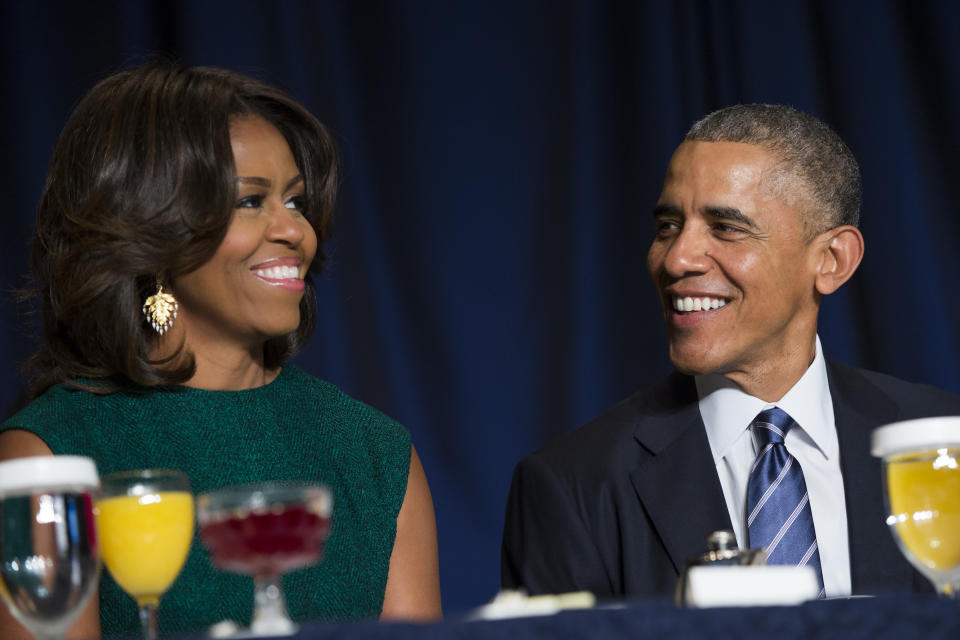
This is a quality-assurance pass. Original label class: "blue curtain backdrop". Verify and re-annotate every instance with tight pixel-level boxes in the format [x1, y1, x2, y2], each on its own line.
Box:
[2, 0, 959, 613]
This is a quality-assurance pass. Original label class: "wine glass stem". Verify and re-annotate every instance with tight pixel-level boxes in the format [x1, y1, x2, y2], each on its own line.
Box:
[252, 574, 296, 634]
[139, 602, 159, 640]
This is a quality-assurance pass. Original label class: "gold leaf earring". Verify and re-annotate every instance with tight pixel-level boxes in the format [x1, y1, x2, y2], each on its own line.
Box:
[143, 278, 178, 335]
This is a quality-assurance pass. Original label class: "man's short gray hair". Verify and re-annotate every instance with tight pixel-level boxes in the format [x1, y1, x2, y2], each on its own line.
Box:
[685, 104, 861, 234]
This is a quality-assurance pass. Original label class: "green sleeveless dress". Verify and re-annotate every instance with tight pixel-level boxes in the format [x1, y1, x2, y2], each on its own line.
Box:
[0, 366, 411, 638]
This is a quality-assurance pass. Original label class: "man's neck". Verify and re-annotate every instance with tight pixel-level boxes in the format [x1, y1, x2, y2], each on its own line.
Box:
[718, 339, 817, 403]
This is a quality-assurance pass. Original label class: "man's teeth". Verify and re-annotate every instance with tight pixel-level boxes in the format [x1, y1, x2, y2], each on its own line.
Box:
[255, 265, 300, 280]
[673, 296, 727, 312]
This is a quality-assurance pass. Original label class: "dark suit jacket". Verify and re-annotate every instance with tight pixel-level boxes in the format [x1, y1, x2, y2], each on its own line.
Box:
[501, 359, 960, 597]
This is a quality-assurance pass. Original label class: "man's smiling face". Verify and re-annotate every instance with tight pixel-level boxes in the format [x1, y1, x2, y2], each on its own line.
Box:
[647, 140, 823, 389]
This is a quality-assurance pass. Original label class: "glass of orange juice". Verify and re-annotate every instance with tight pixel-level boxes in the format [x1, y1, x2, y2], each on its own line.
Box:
[96, 470, 193, 639]
[872, 417, 960, 597]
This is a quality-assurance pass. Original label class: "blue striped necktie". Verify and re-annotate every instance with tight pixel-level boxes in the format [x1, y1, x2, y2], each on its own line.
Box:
[746, 407, 825, 598]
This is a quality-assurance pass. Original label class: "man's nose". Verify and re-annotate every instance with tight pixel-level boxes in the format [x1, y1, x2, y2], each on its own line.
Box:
[662, 226, 712, 277]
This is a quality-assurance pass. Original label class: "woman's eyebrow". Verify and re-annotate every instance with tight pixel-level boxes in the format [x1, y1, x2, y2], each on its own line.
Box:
[236, 176, 271, 187]
[235, 176, 304, 191]
[284, 175, 304, 192]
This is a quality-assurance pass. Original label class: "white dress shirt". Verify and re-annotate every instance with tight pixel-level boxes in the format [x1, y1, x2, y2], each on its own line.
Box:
[695, 336, 852, 597]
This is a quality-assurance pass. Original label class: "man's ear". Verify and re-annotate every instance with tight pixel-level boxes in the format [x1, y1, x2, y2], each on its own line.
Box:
[814, 225, 864, 295]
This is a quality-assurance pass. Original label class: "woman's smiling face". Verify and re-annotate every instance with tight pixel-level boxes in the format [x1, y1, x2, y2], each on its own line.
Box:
[170, 115, 317, 353]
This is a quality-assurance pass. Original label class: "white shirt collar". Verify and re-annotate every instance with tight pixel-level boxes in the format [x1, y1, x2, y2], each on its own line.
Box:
[696, 335, 837, 464]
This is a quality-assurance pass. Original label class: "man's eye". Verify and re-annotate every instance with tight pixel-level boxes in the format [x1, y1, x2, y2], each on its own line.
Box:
[285, 195, 306, 213]
[714, 223, 744, 234]
[654, 220, 680, 235]
[236, 195, 264, 209]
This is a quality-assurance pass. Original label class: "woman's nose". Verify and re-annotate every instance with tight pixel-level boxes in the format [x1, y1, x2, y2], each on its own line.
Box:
[265, 203, 305, 246]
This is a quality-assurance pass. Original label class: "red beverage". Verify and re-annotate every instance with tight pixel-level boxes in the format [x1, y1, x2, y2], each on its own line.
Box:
[200, 504, 332, 576]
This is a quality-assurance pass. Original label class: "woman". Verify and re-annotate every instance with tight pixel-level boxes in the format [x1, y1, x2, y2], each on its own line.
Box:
[0, 62, 441, 638]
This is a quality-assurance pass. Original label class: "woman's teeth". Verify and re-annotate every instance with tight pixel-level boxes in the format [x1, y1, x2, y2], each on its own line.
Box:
[255, 265, 300, 280]
[673, 296, 727, 312]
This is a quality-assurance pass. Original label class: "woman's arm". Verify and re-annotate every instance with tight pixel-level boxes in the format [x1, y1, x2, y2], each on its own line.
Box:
[0, 429, 102, 640]
[380, 444, 442, 621]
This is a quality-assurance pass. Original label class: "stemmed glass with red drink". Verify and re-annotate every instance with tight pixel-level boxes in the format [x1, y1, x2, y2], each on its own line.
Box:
[197, 483, 332, 637]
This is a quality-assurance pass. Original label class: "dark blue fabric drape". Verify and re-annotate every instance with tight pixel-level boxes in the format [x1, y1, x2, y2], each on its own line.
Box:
[2, 0, 958, 613]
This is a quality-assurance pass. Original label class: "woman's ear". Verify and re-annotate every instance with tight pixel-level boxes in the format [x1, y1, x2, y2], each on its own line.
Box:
[814, 225, 865, 295]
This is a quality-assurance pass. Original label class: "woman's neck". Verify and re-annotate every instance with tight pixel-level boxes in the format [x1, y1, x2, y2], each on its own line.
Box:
[185, 347, 279, 390]
[150, 324, 279, 390]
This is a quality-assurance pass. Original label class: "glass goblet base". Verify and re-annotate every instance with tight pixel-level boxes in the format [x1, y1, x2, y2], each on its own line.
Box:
[250, 575, 297, 637]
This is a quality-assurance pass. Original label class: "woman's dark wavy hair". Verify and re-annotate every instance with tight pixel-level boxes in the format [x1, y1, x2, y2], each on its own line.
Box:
[27, 62, 337, 395]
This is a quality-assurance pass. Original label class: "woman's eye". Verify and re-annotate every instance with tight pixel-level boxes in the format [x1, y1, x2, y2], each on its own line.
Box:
[285, 195, 306, 212]
[236, 195, 264, 209]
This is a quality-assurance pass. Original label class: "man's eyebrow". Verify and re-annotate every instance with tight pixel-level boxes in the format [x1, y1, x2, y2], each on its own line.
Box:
[652, 203, 681, 218]
[703, 205, 759, 230]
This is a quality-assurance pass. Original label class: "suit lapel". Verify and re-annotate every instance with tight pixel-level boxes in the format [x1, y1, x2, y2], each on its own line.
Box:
[626, 363, 914, 590]
[628, 374, 732, 574]
[827, 359, 912, 592]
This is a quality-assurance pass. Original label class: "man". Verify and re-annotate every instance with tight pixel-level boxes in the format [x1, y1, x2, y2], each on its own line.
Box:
[501, 104, 960, 599]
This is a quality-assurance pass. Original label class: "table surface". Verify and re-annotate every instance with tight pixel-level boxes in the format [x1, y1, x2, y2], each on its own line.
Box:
[157, 594, 960, 640]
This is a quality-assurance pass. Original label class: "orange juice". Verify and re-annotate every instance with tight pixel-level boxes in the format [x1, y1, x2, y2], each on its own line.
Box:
[96, 491, 194, 605]
[887, 451, 960, 571]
